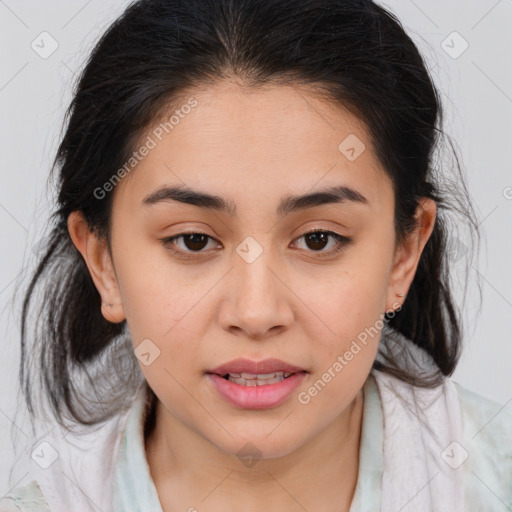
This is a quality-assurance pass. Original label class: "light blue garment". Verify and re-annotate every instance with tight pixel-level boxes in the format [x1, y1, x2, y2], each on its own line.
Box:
[111, 373, 384, 512]
[1, 372, 511, 511]
[0, 481, 51, 512]
[111, 382, 163, 511]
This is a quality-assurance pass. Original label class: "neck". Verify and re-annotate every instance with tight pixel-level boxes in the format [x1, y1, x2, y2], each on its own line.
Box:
[144, 388, 364, 512]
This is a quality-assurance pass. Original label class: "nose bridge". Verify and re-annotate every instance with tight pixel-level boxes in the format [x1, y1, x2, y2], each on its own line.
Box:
[221, 234, 293, 337]
[234, 233, 278, 300]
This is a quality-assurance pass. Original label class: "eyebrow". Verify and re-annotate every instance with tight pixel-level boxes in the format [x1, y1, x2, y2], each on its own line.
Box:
[142, 183, 368, 216]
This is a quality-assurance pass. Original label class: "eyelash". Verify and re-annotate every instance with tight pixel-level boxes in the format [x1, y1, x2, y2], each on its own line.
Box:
[160, 229, 352, 260]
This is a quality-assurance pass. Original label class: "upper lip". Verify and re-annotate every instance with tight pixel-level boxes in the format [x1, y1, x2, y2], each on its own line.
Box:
[208, 358, 306, 375]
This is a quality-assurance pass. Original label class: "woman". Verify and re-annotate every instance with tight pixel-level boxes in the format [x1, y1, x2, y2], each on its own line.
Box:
[1, 0, 510, 511]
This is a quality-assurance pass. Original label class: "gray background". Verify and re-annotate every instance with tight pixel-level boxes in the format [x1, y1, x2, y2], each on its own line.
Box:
[1, 0, 511, 497]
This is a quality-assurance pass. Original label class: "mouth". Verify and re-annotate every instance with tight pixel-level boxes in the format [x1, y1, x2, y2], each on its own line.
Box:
[205, 367, 308, 409]
[206, 358, 307, 387]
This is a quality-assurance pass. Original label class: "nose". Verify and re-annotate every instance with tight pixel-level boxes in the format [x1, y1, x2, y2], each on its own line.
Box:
[218, 238, 294, 340]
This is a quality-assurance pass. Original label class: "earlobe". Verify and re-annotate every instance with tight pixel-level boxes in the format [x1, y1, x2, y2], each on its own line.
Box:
[67, 211, 126, 323]
[385, 198, 437, 312]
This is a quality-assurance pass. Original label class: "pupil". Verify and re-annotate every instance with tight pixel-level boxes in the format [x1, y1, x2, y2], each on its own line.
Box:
[307, 232, 328, 251]
[185, 233, 208, 251]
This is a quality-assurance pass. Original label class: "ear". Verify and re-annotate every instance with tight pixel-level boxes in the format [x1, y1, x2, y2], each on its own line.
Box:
[385, 197, 437, 312]
[67, 210, 126, 323]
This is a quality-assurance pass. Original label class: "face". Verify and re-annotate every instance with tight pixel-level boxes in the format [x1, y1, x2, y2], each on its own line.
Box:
[69, 80, 435, 460]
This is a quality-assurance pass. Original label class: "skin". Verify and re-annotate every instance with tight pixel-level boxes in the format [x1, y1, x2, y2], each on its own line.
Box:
[68, 79, 436, 512]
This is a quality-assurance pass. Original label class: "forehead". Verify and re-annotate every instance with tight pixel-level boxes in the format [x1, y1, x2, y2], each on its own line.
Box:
[112, 80, 393, 215]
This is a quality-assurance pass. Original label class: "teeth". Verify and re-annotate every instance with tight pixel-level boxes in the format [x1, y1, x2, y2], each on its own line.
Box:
[223, 371, 294, 386]
[226, 372, 293, 379]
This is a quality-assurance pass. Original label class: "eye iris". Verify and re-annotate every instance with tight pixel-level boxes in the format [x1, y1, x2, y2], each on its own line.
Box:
[184, 233, 209, 251]
[306, 232, 329, 251]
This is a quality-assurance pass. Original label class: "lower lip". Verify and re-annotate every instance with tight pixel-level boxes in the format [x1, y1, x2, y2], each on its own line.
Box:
[206, 372, 307, 409]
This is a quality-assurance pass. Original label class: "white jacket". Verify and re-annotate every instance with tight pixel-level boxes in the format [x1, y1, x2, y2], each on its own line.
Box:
[1, 339, 511, 511]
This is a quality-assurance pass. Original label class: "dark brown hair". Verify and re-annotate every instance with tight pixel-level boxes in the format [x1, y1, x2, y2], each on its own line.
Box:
[14, 0, 480, 430]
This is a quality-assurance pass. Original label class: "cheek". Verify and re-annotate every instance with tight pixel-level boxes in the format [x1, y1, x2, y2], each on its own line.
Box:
[297, 248, 393, 344]
[293, 271, 388, 420]
[114, 230, 212, 331]
[291, 233, 395, 386]
[119, 263, 207, 415]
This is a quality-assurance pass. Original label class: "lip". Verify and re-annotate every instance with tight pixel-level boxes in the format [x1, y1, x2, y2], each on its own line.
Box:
[207, 358, 306, 376]
[206, 371, 307, 409]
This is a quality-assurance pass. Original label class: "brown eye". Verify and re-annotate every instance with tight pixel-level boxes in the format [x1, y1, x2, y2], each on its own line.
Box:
[162, 232, 219, 255]
[304, 231, 329, 251]
[180, 233, 210, 251]
[293, 230, 352, 256]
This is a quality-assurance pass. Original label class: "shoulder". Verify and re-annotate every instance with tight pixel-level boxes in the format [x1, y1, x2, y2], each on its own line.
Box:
[0, 480, 52, 512]
[454, 381, 512, 446]
[453, 381, 512, 507]
[373, 368, 511, 506]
